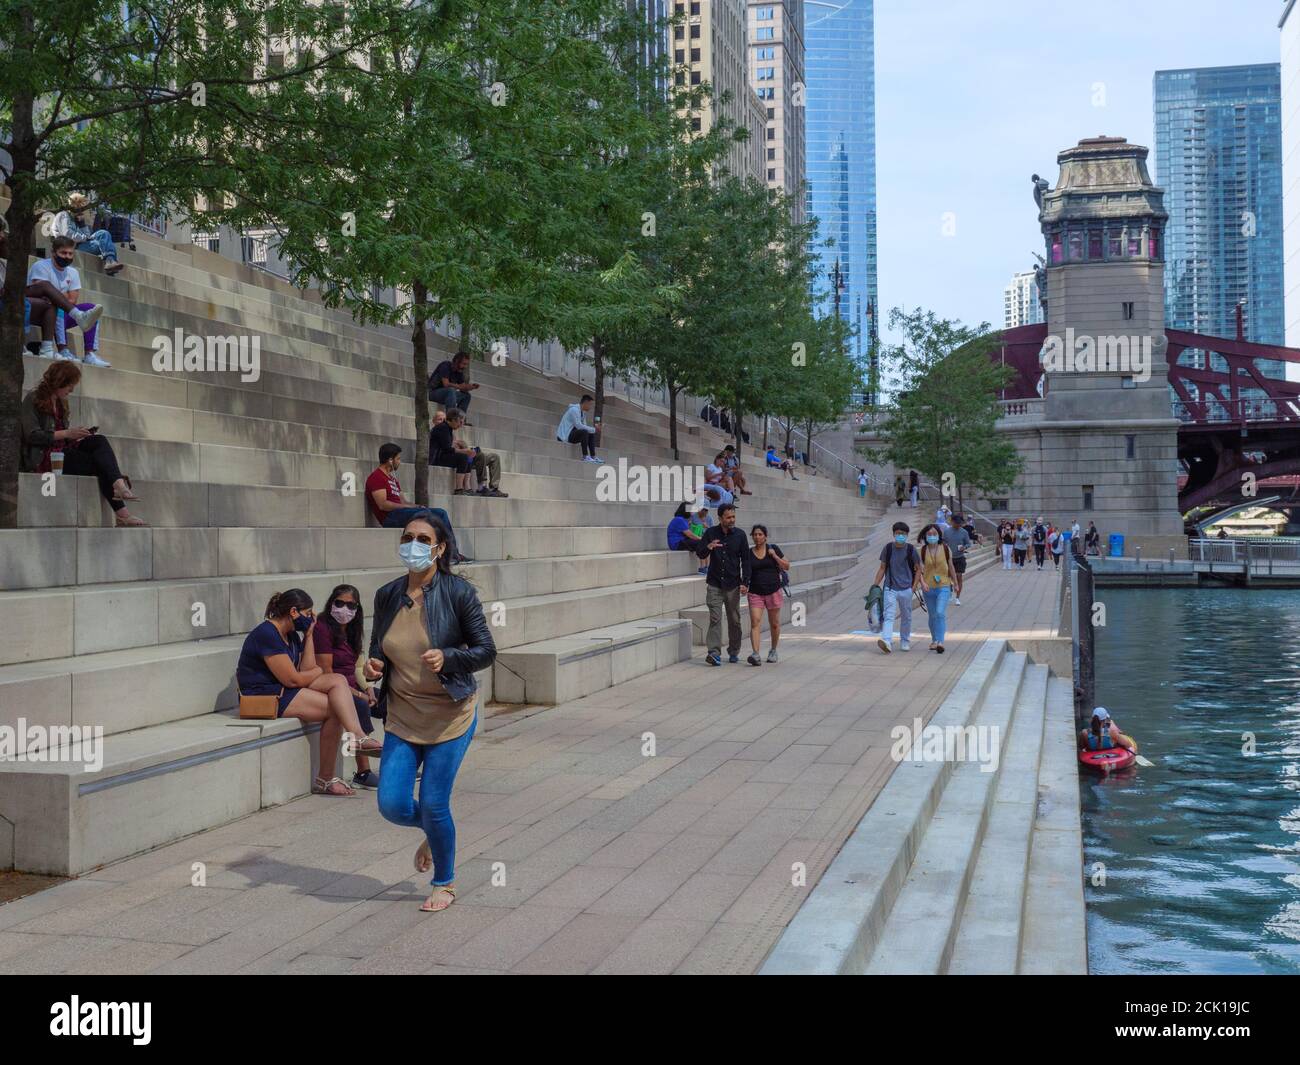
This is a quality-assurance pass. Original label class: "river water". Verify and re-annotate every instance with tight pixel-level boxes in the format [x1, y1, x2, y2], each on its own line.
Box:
[1083, 586, 1300, 974]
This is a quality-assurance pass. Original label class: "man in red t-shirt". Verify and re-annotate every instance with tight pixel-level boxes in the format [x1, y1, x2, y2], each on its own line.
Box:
[365, 443, 469, 562]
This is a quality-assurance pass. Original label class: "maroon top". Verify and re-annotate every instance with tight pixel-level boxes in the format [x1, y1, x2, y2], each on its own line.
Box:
[312, 617, 359, 690]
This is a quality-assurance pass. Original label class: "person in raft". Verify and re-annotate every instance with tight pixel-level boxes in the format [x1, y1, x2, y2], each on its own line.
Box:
[1078, 707, 1136, 754]
[235, 589, 384, 796]
[365, 510, 496, 913]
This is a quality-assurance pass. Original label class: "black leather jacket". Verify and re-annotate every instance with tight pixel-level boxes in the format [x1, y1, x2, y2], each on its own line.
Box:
[368, 571, 496, 711]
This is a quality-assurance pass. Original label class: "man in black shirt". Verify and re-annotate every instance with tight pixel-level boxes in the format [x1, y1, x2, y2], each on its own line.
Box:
[695, 503, 751, 666]
[1031, 516, 1048, 570]
[428, 352, 479, 415]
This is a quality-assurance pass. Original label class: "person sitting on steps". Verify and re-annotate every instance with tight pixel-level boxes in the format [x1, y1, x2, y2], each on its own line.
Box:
[428, 351, 478, 417]
[365, 442, 471, 563]
[445, 408, 506, 497]
[556, 394, 600, 462]
[235, 588, 384, 797]
[312, 583, 382, 791]
[19, 361, 144, 526]
[25, 236, 109, 365]
[1, 218, 103, 358]
[48, 193, 125, 276]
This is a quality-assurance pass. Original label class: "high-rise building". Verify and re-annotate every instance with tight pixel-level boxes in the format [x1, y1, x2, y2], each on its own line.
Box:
[627, 1, 671, 95]
[747, 2, 806, 224]
[1280, 1, 1300, 377]
[804, 0, 877, 400]
[672, 0, 766, 182]
[1003, 270, 1044, 328]
[1154, 64, 1285, 377]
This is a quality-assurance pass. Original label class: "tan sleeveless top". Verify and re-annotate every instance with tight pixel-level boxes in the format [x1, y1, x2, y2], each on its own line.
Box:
[382, 596, 476, 745]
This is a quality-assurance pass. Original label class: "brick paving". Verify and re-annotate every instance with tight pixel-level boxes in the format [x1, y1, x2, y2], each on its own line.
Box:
[0, 510, 1060, 974]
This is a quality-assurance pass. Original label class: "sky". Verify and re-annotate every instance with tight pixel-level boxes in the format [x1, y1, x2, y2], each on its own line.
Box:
[873, 0, 1287, 348]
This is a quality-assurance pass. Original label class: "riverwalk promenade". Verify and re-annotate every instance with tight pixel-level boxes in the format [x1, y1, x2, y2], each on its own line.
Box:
[0, 508, 1061, 975]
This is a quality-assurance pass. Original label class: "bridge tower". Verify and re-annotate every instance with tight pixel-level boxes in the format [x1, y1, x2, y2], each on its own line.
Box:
[1032, 136, 1186, 556]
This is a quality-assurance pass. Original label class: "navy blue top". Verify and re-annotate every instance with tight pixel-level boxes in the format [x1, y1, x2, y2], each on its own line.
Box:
[236, 620, 301, 695]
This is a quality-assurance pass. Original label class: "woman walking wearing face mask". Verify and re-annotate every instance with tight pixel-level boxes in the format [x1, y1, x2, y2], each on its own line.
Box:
[918, 523, 958, 654]
[364, 511, 496, 913]
[235, 588, 384, 797]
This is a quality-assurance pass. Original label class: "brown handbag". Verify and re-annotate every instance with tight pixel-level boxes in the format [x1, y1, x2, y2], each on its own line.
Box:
[238, 690, 281, 720]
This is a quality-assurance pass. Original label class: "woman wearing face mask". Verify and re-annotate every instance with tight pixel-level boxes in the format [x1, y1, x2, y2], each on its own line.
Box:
[917, 523, 958, 654]
[312, 584, 381, 791]
[364, 511, 496, 913]
[235, 588, 383, 796]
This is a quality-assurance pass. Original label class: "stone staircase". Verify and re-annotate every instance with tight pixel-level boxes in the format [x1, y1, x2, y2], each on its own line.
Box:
[0, 228, 885, 875]
[759, 639, 1086, 975]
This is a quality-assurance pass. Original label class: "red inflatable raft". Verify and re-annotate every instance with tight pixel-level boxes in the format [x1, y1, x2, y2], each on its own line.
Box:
[1078, 747, 1136, 773]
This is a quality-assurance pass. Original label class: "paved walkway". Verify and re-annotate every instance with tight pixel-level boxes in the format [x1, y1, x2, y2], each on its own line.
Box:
[0, 511, 1062, 974]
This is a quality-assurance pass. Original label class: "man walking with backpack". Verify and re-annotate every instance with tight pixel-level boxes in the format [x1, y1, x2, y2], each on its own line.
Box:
[1031, 516, 1048, 570]
[696, 503, 752, 666]
[872, 521, 920, 654]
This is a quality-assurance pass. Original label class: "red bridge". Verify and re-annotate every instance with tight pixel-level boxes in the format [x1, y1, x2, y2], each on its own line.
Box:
[997, 323, 1300, 515]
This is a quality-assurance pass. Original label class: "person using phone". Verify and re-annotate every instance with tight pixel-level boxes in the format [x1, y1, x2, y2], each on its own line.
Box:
[19, 361, 145, 526]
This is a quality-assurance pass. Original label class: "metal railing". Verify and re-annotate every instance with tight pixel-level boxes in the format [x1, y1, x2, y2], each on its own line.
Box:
[1172, 397, 1300, 424]
[1188, 537, 1300, 563]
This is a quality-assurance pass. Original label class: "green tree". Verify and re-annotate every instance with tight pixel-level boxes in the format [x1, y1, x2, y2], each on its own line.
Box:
[0, 0, 395, 526]
[863, 307, 1021, 512]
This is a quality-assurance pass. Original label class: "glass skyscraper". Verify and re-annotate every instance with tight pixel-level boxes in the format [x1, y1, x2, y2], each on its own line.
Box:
[1153, 64, 1285, 376]
[804, 0, 877, 403]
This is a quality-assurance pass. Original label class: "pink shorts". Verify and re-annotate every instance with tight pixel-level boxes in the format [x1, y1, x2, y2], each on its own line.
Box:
[747, 589, 784, 611]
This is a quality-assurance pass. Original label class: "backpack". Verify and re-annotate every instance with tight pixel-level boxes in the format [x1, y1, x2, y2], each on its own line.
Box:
[884, 542, 919, 587]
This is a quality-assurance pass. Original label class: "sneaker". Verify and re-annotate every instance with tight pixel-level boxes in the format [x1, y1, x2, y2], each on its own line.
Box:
[70, 304, 104, 332]
[697, 566, 708, 575]
[705, 653, 721, 667]
[767, 649, 778, 663]
[900, 640, 911, 652]
[935, 644, 945, 654]
[104, 261, 125, 276]
[36, 343, 56, 359]
[747, 653, 762, 666]
[55, 348, 78, 361]
[877, 638, 892, 654]
[487, 488, 509, 498]
[351, 769, 380, 790]
[953, 595, 961, 605]
[82, 352, 111, 368]
[728, 654, 739, 664]
[584, 455, 602, 463]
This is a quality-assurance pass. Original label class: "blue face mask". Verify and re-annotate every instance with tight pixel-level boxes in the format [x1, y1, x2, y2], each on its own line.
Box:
[926, 535, 940, 545]
[399, 540, 434, 572]
[292, 612, 314, 632]
[894, 534, 907, 544]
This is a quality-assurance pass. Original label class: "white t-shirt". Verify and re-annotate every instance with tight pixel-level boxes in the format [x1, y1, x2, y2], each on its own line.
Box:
[27, 257, 80, 294]
[858, 473, 868, 486]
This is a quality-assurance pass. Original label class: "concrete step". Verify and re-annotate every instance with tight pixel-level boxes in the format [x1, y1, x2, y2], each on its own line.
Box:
[946, 662, 1049, 974]
[1018, 675, 1088, 974]
[494, 617, 692, 705]
[758, 640, 1009, 974]
[862, 651, 1027, 974]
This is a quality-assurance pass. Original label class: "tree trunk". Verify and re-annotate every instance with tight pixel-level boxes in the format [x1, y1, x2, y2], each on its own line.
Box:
[0, 75, 38, 529]
[411, 281, 432, 506]
[803, 418, 814, 466]
[732, 406, 743, 454]
[592, 335, 606, 444]
[783, 419, 793, 457]
[668, 380, 679, 461]
[762, 416, 768, 452]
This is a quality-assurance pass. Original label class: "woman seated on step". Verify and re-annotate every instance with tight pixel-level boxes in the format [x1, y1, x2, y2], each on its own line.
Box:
[311, 583, 382, 792]
[236, 588, 384, 797]
[364, 510, 496, 913]
[19, 361, 145, 526]
[667, 502, 706, 553]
